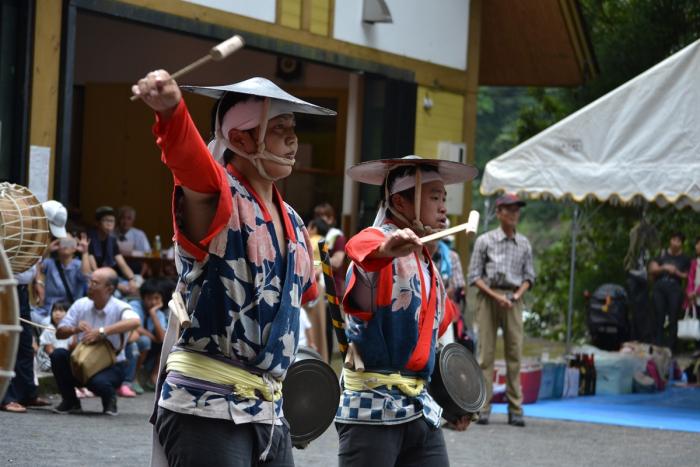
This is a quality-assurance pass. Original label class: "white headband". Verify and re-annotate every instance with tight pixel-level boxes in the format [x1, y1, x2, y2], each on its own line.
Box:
[389, 170, 444, 195]
[221, 98, 297, 137]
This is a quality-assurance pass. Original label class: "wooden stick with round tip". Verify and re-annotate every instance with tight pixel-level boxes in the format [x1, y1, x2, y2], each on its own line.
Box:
[419, 210, 480, 244]
[130, 35, 245, 101]
[168, 291, 191, 329]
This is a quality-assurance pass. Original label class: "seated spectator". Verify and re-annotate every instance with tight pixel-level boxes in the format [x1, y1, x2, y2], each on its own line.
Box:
[304, 217, 329, 361]
[116, 205, 152, 276]
[33, 234, 90, 324]
[36, 301, 76, 373]
[51, 267, 140, 416]
[88, 206, 138, 297]
[125, 279, 169, 393]
[118, 329, 140, 398]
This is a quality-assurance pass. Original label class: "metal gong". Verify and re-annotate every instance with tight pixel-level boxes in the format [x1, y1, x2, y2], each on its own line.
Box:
[429, 343, 486, 422]
[282, 346, 340, 448]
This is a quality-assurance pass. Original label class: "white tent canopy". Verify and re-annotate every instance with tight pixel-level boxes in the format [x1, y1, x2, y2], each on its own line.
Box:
[481, 39, 700, 210]
[480, 39, 700, 349]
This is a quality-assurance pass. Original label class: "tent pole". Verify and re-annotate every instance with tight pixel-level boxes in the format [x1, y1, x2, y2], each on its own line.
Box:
[565, 205, 580, 353]
[482, 198, 491, 233]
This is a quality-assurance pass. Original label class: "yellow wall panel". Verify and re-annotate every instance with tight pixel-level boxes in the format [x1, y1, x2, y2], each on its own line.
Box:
[310, 0, 330, 36]
[414, 86, 464, 159]
[280, 0, 302, 29]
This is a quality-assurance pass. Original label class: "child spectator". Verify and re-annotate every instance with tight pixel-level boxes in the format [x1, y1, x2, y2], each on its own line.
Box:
[36, 301, 75, 373]
[124, 279, 169, 394]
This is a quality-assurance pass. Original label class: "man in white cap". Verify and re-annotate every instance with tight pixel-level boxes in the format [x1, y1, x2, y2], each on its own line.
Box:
[336, 156, 478, 466]
[133, 70, 334, 466]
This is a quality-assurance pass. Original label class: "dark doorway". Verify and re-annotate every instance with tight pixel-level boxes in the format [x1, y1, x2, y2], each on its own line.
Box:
[0, 0, 33, 183]
[357, 74, 416, 229]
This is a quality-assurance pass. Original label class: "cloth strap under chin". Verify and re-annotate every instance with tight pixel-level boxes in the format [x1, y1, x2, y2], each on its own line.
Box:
[213, 97, 295, 181]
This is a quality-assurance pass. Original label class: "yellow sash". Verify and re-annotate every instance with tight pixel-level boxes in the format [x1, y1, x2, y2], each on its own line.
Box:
[166, 351, 282, 401]
[343, 368, 425, 397]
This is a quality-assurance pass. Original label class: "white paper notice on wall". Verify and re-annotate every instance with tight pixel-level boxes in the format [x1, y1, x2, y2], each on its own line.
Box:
[438, 141, 467, 215]
[28, 145, 51, 203]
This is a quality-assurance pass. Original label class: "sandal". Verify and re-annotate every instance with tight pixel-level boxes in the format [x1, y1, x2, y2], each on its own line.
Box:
[0, 401, 27, 413]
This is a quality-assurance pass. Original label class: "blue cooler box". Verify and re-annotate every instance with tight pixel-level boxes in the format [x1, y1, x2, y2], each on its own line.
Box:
[595, 355, 639, 395]
[538, 362, 566, 400]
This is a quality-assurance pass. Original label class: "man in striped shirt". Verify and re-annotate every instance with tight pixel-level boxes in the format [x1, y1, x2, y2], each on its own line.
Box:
[467, 193, 535, 427]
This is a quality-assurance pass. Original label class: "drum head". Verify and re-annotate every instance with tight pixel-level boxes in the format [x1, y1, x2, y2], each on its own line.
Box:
[283, 357, 340, 447]
[433, 343, 486, 415]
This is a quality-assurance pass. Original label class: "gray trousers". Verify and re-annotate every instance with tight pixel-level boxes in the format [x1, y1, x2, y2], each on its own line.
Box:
[336, 419, 449, 467]
[155, 407, 294, 467]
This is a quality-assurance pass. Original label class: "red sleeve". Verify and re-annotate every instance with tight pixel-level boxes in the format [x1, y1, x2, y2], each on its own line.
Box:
[152, 99, 233, 260]
[345, 228, 393, 272]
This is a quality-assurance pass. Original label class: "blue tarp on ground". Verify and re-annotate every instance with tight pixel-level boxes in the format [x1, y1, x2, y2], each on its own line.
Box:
[491, 386, 700, 432]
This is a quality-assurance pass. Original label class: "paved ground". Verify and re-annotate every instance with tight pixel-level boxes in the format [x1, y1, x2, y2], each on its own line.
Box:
[1, 393, 697, 466]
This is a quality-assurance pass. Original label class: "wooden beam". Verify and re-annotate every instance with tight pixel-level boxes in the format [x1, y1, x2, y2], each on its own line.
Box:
[302, 0, 312, 32]
[29, 0, 63, 197]
[327, 0, 335, 38]
[457, 0, 482, 272]
[559, 0, 598, 80]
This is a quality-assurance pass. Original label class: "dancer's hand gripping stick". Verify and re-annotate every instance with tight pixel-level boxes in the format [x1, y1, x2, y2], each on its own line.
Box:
[419, 210, 480, 244]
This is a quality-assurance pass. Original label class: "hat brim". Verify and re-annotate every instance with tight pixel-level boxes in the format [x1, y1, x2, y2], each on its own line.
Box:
[347, 157, 479, 186]
[49, 224, 67, 238]
[181, 77, 336, 116]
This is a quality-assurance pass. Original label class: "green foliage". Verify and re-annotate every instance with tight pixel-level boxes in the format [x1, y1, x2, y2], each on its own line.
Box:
[525, 203, 700, 342]
[476, 0, 700, 343]
[576, 0, 700, 105]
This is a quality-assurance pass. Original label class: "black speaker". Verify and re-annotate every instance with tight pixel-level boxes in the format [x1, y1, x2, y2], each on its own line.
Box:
[276, 56, 303, 81]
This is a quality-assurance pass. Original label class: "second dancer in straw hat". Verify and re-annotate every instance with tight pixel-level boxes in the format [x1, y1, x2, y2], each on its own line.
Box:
[336, 156, 478, 466]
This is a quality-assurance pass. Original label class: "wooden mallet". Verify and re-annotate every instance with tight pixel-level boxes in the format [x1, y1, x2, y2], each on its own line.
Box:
[168, 291, 191, 329]
[419, 210, 480, 244]
[130, 35, 245, 101]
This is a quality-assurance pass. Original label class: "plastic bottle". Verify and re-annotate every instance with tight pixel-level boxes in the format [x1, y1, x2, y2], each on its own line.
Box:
[578, 354, 588, 396]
